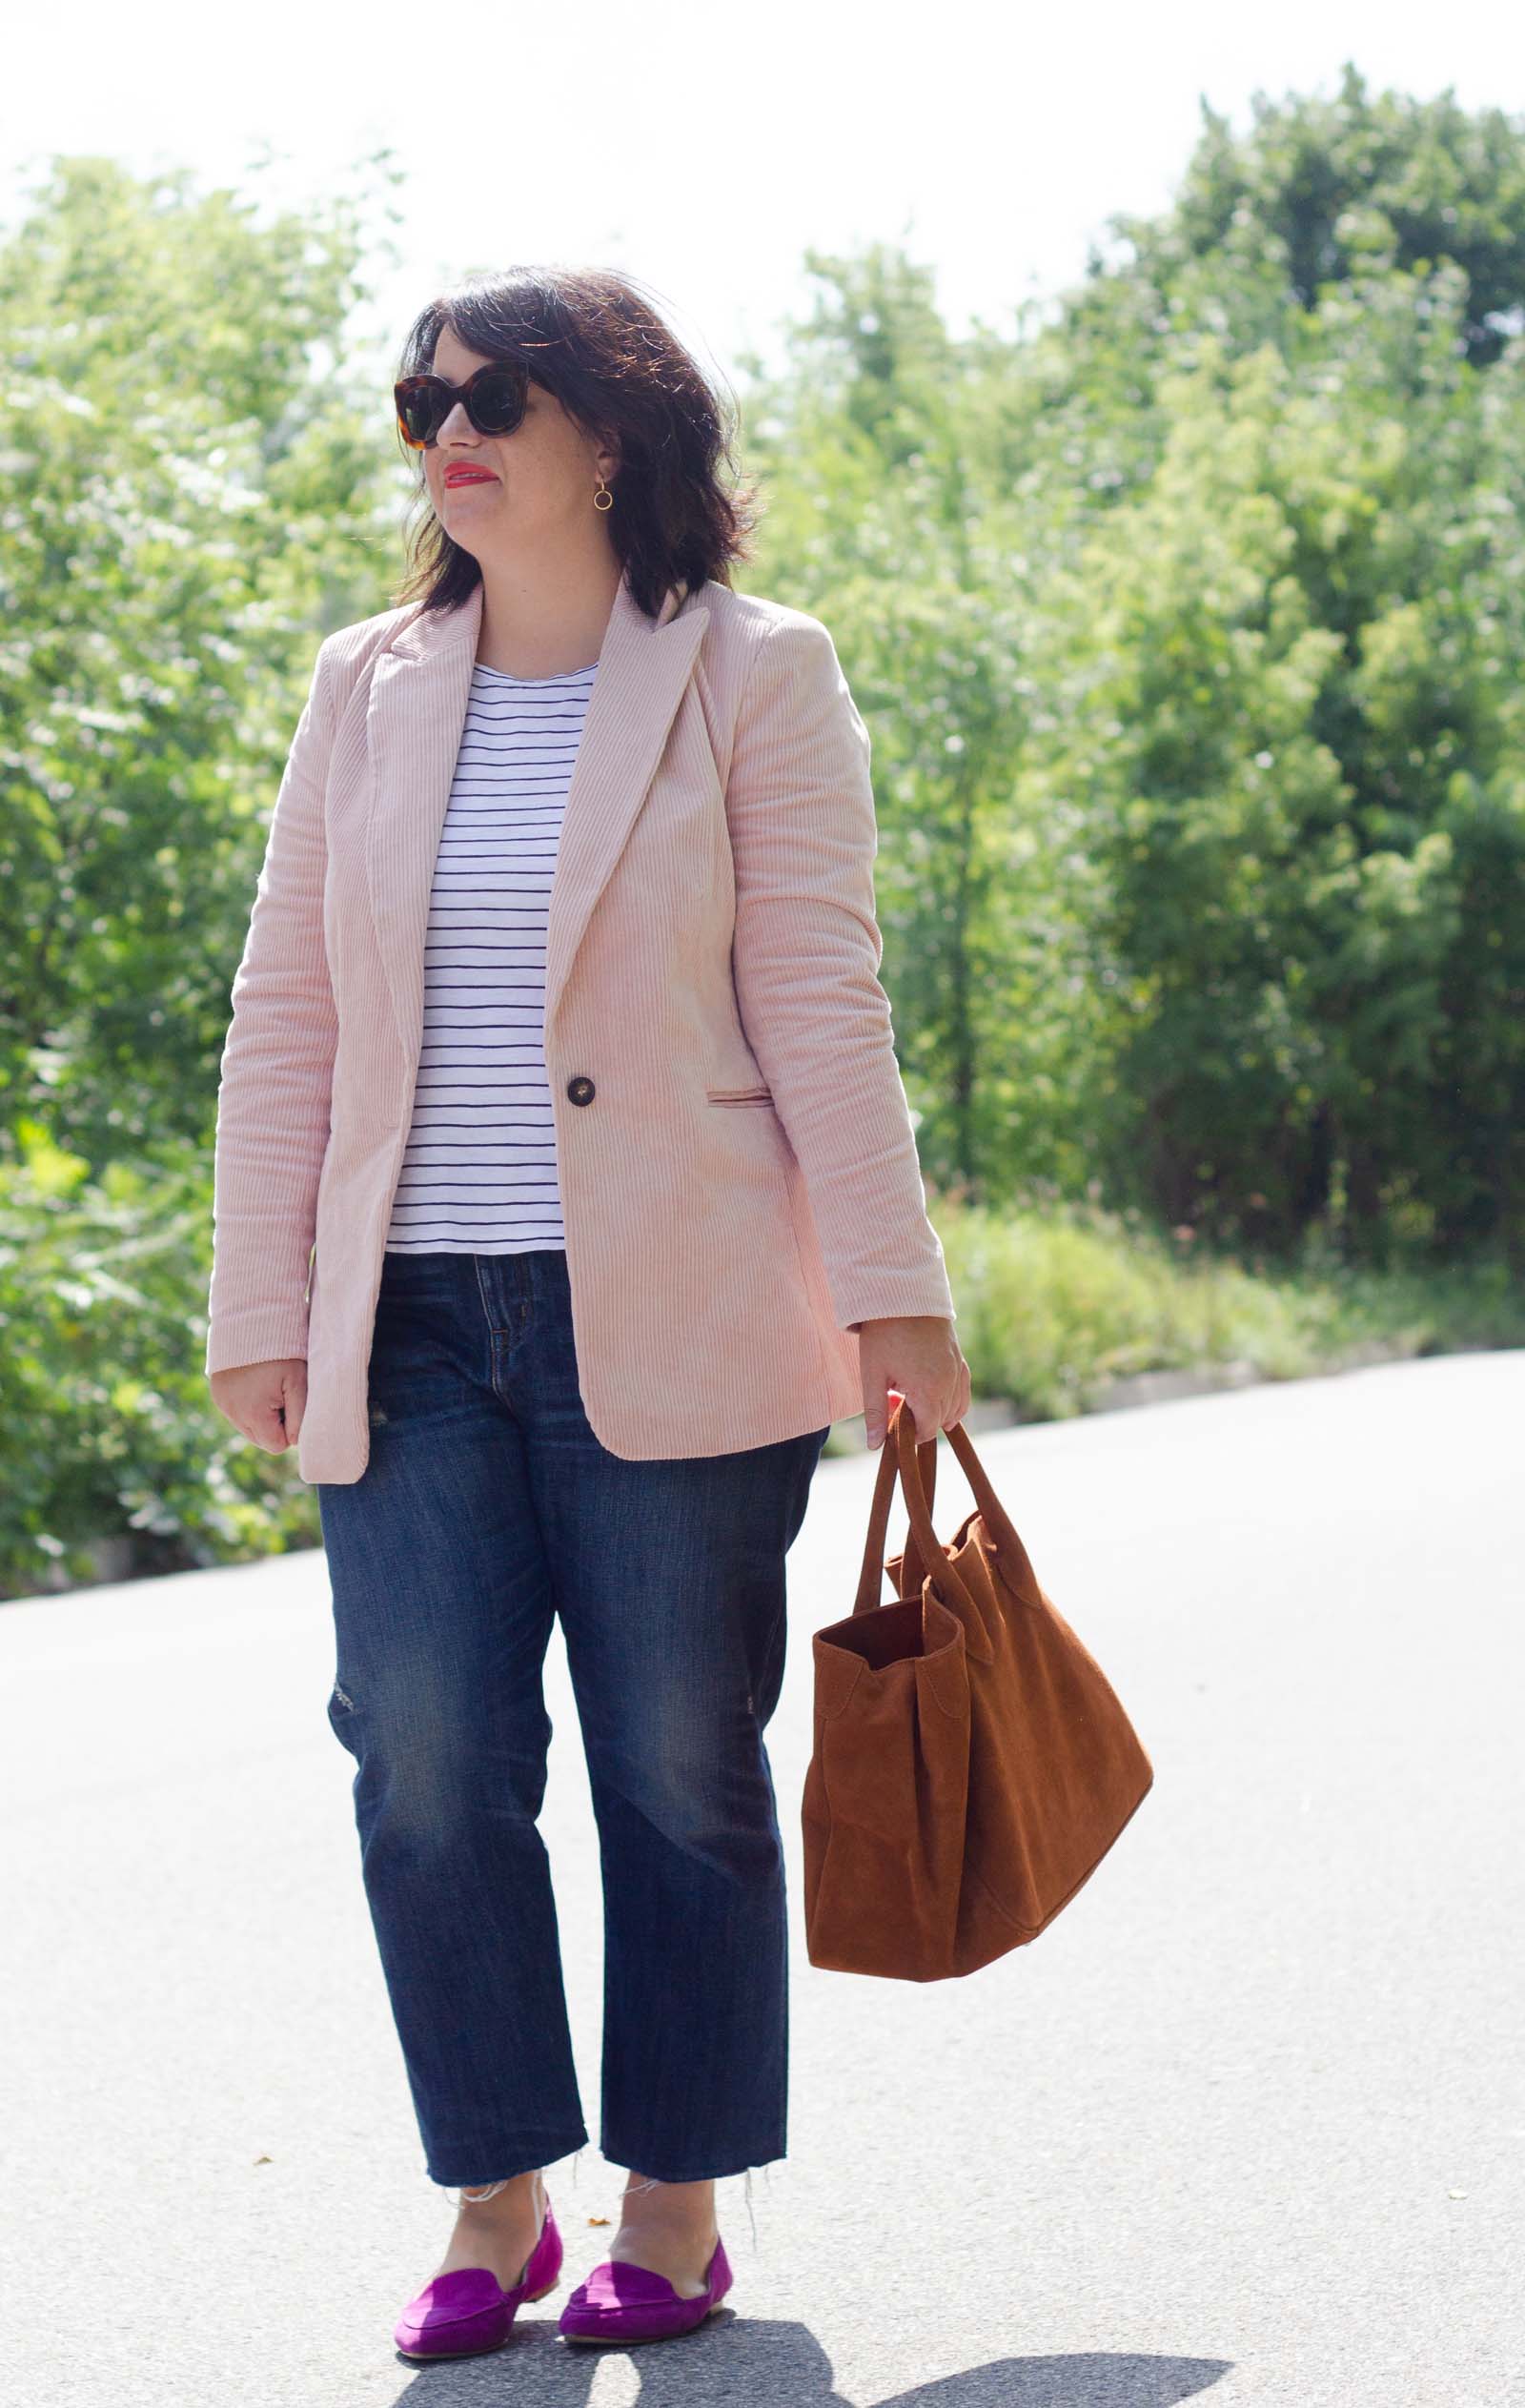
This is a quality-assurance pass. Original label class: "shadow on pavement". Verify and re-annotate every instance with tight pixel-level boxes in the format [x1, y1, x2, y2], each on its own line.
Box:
[390, 2313, 1233, 2403]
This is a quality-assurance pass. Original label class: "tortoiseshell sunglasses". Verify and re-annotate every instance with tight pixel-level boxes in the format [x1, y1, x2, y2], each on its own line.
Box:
[394, 359, 530, 451]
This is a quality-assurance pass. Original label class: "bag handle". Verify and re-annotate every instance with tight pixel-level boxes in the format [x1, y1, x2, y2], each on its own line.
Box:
[890, 1422, 940, 1572]
[895, 1432, 940, 1602]
[852, 1398, 1030, 1620]
[849, 1401, 970, 1619]
[854, 1402, 930, 1615]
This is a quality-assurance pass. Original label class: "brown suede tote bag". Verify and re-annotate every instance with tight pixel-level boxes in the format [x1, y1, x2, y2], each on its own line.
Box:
[802, 1396, 1154, 1981]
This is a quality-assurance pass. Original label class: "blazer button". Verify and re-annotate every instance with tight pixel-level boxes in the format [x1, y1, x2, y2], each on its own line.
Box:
[566, 1075, 596, 1106]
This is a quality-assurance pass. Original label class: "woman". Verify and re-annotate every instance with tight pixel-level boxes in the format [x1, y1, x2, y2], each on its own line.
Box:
[206, 265, 968, 2357]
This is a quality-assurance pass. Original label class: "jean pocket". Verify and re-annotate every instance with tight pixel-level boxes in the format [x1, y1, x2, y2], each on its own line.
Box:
[378, 1249, 459, 1295]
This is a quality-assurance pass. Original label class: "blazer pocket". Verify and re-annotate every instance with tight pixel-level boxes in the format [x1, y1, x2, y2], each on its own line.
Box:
[706, 1086, 774, 1107]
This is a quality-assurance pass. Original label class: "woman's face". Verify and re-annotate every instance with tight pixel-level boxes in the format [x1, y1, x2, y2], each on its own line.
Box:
[420, 322, 618, 559]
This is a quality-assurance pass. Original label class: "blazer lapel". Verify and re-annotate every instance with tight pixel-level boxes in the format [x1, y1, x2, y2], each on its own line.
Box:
[364, 565, 710, 1068]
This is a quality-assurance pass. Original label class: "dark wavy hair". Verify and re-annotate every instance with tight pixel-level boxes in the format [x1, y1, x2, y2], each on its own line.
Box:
[390, 266, 760, 622]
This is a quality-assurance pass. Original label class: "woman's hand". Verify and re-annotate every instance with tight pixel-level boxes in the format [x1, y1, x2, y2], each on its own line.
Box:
[208, 1358, 309, 1454]
[856, 1316, 970, 1449]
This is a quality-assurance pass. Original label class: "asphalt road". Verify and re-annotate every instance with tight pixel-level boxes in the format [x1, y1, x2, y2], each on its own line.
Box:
[3, 1349, 1521, 2407]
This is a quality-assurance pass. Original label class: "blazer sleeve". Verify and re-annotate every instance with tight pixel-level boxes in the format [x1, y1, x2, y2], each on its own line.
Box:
[723, 611, 956, 1332]
[204, 637, 342, 1377]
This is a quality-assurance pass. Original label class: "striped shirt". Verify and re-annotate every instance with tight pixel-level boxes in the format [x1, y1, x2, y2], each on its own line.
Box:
[382, 656, 599, 1255]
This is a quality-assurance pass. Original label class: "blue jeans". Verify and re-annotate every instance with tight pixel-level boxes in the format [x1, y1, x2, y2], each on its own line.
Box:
[315, 1244, 829, 2189]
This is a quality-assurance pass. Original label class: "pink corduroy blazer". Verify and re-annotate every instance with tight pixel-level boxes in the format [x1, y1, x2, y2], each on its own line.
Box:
[205, 564, 956, 1481]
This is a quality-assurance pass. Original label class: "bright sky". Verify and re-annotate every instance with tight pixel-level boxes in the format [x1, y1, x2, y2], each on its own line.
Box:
[6, 1, 1524, 409]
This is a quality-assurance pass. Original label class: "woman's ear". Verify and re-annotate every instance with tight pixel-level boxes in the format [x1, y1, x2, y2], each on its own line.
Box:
[587, 417, 621, 483]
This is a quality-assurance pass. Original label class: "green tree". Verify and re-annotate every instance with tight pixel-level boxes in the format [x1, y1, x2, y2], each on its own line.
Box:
[737, 68, 1525, 1265]
[0, 153, 404, 1170]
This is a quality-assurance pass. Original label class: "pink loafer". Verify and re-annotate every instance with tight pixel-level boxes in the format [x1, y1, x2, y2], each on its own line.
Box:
[394, 2192, 563, 2360]
[558, 2235, 732, 2344]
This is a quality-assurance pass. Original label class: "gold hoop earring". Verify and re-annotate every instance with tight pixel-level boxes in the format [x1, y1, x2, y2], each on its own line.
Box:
[593, 477, 613, 512]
